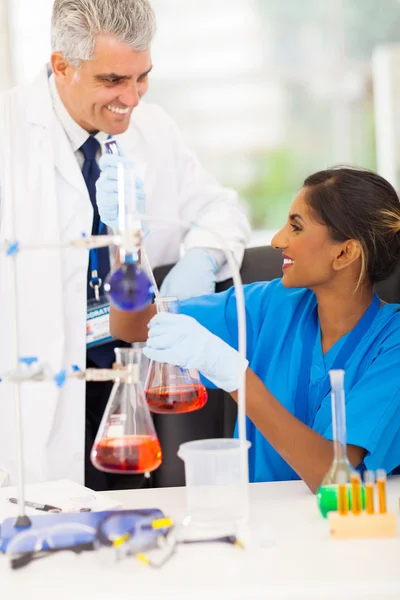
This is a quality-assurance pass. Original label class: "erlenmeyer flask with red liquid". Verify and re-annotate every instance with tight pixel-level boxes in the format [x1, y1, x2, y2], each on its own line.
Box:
[91, 347, 162, 474]
[144, 297, 208, 414]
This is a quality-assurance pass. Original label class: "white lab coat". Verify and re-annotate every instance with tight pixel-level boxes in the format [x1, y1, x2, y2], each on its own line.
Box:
[0, 68, 250, 486]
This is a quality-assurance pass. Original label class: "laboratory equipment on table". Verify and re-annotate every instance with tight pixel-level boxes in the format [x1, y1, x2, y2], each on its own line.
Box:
[2, 120, 250, 538]
[317, 369, 358, 517]
[317, 482, 365, 518]
[178, 438, 251, 534]
[321, 370, 353, 485]
[103, 142, 153, 311]
[109, 525, 243, 569]
[350, 472, 362, 515]
[328, 469, 397, 539]
[90, 347, 162, 474]
[2, 508, 167, 569]
[364, 470, 375, 515]
[144, 297, 208, 414]
[376, 469, 387, 513]
[336, 471, 348, 516]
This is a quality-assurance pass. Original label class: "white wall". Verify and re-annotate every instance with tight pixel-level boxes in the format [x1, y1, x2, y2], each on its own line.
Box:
[8, 0, 53, 86]
[372, 43, 400, 191]
[148, 0, 284, 161]
[0, 0, 12, 91]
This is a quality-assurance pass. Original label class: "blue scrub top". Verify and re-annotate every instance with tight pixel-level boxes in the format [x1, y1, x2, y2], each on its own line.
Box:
[180, 279, 400, 483]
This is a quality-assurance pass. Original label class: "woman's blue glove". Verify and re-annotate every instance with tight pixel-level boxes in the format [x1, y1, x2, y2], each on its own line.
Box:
[96, 154, 147, 235]
[143, 312, 248, 392]
[160, 248, 218, 300]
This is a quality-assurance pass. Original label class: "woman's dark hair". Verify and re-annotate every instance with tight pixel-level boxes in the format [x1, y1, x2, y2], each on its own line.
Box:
[303, 167, 400, 283]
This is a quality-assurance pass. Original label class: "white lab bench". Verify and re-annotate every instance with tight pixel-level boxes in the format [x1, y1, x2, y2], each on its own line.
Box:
[1, 478, 400, 600]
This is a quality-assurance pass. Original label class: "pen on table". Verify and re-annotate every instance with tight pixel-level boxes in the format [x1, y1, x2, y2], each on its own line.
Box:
[7, 497, 93, 512]
[7, 497, 62, 512]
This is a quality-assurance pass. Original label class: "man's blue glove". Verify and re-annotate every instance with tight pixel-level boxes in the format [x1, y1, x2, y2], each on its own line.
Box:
[96, 154, 147, 234]
[143, 312, 248, 392]
[160, 248, 219, 300]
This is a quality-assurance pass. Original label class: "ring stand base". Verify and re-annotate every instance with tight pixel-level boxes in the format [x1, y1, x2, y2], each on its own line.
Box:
[13, 514, 32, 529]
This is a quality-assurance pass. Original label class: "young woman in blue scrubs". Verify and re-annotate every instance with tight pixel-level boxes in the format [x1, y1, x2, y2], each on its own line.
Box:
[111, 167, 400, 492]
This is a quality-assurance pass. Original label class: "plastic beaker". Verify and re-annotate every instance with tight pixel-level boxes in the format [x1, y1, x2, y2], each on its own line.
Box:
[178, 439, 251, 530]
[144, 297, 208, 414]
[91, 347, 162, 474]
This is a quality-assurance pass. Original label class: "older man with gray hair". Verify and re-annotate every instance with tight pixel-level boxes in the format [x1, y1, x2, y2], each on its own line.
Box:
[0, 0, 249, 491]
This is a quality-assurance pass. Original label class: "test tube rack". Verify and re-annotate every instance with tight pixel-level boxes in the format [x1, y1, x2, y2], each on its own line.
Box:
[329, 511, 397, 539]
[328, 473, 397, 540]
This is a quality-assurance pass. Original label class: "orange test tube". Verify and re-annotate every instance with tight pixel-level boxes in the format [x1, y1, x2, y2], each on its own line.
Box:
[363, 470, 375, 515]
[376, 469, 387, 514]
[336, 471, 348, 516]
[351, 472, 362, 515]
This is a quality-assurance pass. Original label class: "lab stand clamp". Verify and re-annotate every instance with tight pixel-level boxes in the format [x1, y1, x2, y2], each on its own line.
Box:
[1, 231, 148, 391]
[1, 222, 153, 528]
[1, 357, 137, 387]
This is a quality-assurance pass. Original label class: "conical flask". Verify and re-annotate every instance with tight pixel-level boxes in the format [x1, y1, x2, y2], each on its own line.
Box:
[144, 297, 208, 414]
[91, 347, 162, 474]
[104, 159, 153, 311]
[321, 369, 354, 485]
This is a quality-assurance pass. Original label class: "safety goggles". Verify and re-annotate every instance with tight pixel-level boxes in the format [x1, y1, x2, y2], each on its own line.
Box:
[6, 510, 169, 570]
[7, 510, 243, 570]
[111, 526, 242, 569]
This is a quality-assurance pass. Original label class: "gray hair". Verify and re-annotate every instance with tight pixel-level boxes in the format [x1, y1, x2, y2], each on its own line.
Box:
[51, 0, 156, 66]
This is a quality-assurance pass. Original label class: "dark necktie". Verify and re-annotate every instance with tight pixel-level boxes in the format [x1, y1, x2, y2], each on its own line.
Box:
[80, 136, 111, 300]
[80, 136, 116, 367]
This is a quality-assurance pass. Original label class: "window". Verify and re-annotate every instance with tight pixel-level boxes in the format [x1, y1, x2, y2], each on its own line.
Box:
[7, 0, 400, 235]
[147, 0, 400, 232]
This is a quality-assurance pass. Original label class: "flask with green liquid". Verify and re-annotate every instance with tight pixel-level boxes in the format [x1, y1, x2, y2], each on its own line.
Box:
[316, 370, 365, 517]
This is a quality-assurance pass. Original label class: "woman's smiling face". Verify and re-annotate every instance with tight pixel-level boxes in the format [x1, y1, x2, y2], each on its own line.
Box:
[271, 187, 345, 290]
